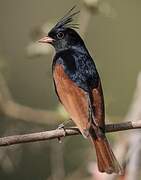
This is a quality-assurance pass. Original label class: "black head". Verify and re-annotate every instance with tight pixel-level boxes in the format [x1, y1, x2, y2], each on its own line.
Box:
[39, 6, 85, 52]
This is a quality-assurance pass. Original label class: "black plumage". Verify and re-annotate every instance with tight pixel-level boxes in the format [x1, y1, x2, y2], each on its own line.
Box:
[53, 47, 100, 92]
[38, 6, 123, 174]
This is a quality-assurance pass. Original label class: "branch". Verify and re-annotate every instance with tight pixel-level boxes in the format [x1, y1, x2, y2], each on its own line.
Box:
[0, 120, 141, 147]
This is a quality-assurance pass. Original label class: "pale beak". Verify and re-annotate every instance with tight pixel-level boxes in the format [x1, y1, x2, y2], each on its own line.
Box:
[38, 36, 54, 43]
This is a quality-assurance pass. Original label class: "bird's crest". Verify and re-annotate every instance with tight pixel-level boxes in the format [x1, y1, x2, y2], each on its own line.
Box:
[54, 6, 80, 30]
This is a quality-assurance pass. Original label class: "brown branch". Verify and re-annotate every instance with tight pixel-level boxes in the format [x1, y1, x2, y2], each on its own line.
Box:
[0, 120, 141, 147]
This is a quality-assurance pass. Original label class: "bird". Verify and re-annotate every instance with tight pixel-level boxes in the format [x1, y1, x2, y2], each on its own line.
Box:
[38, 6, 123, 174]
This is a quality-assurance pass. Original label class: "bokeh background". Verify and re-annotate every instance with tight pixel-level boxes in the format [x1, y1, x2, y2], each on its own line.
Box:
[0, 0, 141, 180]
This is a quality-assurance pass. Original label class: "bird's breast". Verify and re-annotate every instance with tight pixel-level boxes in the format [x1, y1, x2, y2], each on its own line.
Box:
[53, 63, 105, 135]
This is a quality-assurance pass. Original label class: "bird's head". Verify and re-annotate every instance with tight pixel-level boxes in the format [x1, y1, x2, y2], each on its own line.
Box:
[38, 6, 84, 52]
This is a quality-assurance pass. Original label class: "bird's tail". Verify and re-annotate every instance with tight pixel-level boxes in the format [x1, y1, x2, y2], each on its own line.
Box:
[89, 129, 123, 174]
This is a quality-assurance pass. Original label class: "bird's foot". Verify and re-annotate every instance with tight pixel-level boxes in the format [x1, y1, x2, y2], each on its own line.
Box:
[57, 125, 66, 143]
[57, 119, 72, 129]
[57, 119, 72, 143]
[58, 123, 65, 129]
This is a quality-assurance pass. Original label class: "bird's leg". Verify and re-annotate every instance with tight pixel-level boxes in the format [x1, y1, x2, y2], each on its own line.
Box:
[57, 119, 72, 143]
[57, 119, 72, 129]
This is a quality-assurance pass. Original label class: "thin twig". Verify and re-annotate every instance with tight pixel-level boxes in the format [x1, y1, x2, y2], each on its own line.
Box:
[0, 120, 141, 147]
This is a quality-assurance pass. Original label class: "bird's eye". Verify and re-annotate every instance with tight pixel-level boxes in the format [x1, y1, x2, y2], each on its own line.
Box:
[57, 32, 64, 39]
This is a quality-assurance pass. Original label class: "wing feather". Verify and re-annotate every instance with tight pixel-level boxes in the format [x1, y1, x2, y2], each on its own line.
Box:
[53, 64, 105, 136]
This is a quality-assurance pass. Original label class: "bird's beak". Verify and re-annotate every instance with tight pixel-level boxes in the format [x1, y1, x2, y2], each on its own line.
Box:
[38, 36, 54, 43]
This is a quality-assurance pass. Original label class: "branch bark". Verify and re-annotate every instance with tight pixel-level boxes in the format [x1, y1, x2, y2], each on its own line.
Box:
[0, 120, 141, 147]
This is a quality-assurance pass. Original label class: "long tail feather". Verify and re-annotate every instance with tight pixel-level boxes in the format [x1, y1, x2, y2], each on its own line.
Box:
[90, 134, 123, 174]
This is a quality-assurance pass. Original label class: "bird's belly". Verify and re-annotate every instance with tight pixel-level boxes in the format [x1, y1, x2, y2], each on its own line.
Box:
[53, 64, 89, 136]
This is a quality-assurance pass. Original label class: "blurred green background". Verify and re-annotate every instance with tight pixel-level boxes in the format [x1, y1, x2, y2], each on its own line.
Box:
[0, 0, 140, 179]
